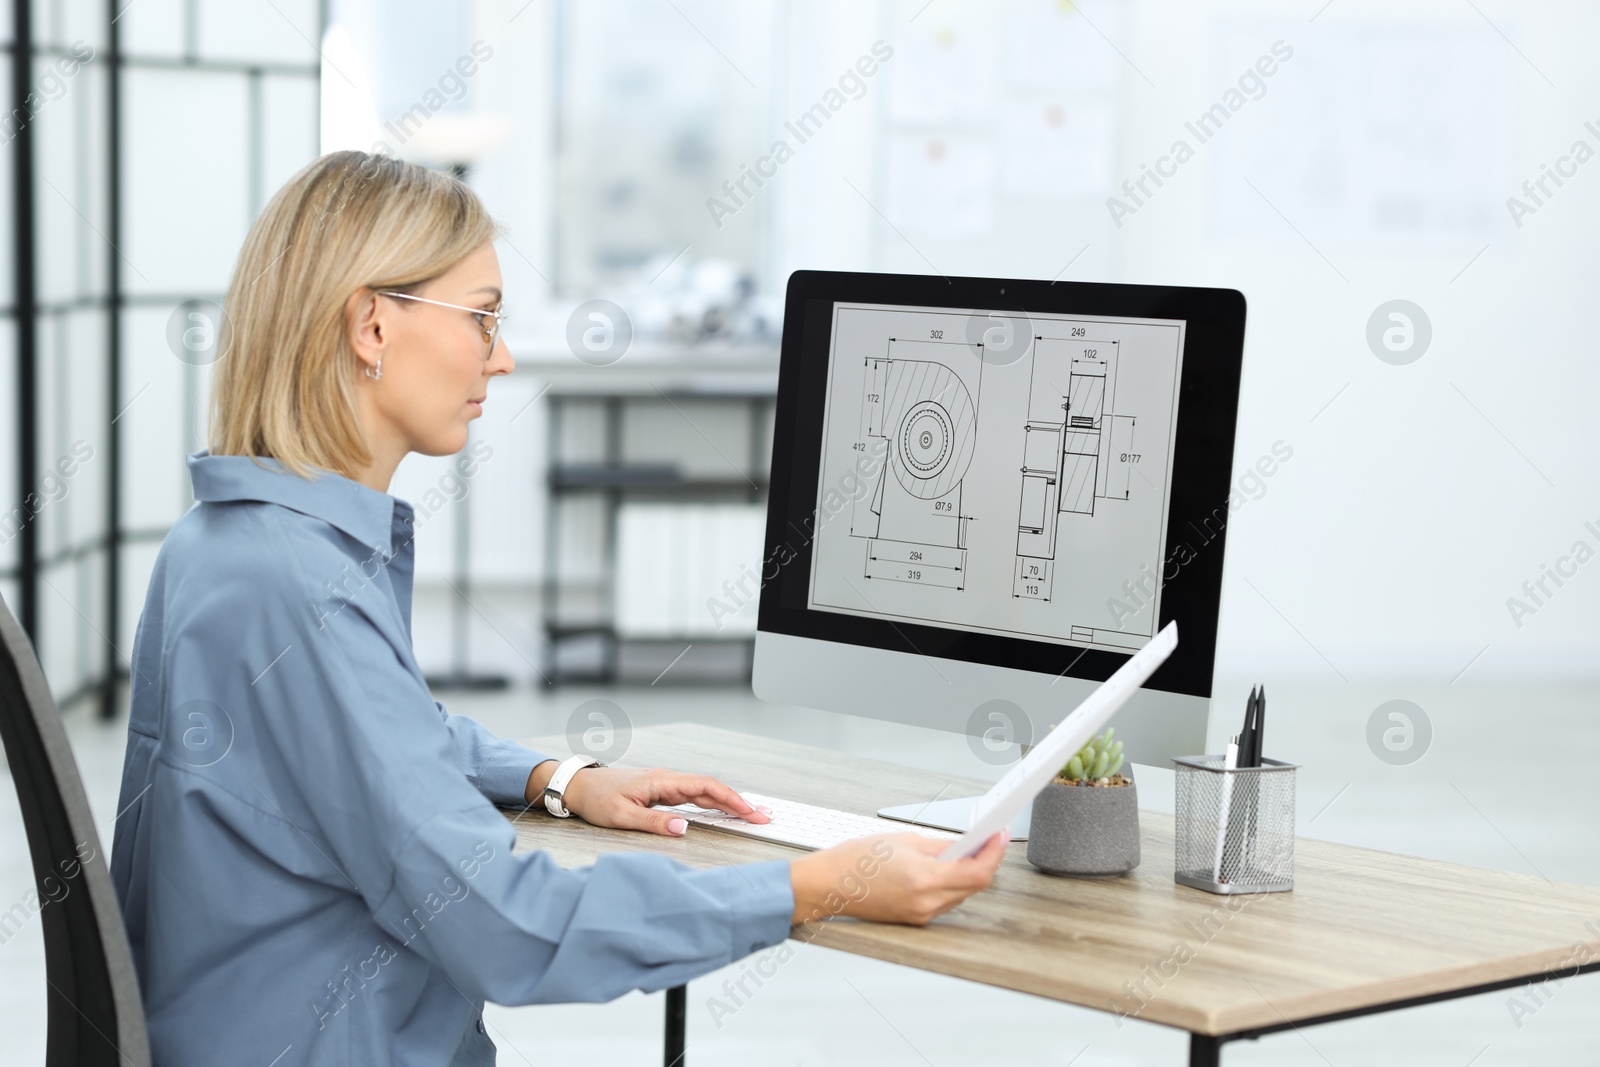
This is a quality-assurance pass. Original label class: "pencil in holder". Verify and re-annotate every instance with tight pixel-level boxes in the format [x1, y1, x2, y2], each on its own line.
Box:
[1171, 755, 1298, 894]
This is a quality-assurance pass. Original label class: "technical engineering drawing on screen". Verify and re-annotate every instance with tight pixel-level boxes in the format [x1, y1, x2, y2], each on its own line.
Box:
[806, 301, 1185, 655]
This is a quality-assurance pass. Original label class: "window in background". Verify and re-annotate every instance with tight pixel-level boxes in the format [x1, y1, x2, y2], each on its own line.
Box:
[545, 0, 1126, 309]
[1, 0, 321, 713]
[31, 0, 112, 708]
[321, 0, 512, 169]
[115, 1, 321, 708]
[870, 0, 1122, 280]
[552, 0, 773, 296]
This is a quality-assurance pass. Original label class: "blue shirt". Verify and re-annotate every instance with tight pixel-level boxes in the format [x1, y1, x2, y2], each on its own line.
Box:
[111, 451, 795, 1067]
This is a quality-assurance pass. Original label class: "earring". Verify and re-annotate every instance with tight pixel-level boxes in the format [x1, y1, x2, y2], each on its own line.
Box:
[365, 358, 383, 381]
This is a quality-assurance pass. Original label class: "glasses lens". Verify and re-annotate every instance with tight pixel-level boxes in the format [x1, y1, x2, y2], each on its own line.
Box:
[486, 315, 500, 355]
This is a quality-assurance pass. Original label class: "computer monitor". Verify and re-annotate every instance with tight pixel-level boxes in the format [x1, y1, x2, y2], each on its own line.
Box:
[753, 270, 1246, 835]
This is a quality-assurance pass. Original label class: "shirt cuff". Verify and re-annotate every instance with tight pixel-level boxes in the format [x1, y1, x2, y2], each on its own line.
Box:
[479, 742, 553, 809]
[717, 859, 796, 958]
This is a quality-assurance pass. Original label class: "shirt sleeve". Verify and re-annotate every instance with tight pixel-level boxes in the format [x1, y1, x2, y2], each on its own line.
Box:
[239, 551, 795, 1007]
[436, 702, 553, 808]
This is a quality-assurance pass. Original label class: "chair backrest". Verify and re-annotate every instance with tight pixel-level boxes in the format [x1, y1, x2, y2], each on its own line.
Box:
[0, 595, 150, 1066]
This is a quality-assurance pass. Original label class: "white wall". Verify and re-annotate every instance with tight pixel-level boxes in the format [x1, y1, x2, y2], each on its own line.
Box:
[1113, 1, 1600, 680]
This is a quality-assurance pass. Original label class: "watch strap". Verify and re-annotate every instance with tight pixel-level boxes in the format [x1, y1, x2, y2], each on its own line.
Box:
[543, 755, 602, 817]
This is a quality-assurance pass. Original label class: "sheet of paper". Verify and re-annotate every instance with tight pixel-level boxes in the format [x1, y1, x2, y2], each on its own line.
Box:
[887, 3, 1000, 125]
[1001, 101, 1115, 198]
[886, 133, 997, 237]
[938, 620, 1179, 861]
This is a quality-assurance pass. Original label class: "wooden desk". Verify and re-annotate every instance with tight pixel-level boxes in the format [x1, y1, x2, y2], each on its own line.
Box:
[506, 723, 1600, 1065]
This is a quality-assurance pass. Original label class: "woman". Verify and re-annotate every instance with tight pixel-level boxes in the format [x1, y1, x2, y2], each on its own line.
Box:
[110, 151, 1007, 1067]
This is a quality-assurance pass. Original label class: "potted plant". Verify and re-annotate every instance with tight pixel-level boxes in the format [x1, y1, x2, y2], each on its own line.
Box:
[1027, 728, 1140, 877]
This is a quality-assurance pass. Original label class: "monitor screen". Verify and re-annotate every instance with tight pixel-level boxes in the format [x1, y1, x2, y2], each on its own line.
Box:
[760, 271, 1245, 701]
[806, 300, 1184, 657]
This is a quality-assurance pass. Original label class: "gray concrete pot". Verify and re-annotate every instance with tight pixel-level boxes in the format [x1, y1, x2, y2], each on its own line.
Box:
[1026, 766, 1140, 877]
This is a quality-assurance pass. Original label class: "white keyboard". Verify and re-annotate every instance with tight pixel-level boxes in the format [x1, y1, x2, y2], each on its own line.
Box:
[657, 791, 960, 851]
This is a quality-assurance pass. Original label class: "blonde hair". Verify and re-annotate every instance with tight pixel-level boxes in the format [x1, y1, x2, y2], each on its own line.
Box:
[209, 150, 499, 479]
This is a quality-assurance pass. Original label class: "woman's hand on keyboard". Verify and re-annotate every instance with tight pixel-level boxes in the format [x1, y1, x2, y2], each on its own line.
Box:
[556, 766, 772, 836]
[789, 830, 1008, 927]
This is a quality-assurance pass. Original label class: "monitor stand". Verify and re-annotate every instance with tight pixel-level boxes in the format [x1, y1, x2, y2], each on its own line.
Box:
[876, 797, 1031, 840]
[874, 740, 1037, 840]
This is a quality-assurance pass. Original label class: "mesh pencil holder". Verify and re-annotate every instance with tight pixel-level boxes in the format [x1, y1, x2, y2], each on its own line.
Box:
[1172, 755, 1298, 894]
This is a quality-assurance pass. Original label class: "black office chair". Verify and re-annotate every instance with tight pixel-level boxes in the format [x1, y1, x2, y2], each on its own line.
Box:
[0, 595, 150, 1066]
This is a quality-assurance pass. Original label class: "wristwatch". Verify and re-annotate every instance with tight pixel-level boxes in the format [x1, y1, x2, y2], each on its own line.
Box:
[542, 754, 602, 818]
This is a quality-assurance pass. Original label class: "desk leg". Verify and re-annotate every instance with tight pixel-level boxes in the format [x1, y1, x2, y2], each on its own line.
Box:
[1189, 1033, 1221, 1067]
[665, 983, 687, 1066]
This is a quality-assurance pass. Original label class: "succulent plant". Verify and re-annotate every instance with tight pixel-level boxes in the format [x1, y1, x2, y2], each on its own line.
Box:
[1058, 727, 1125, 783]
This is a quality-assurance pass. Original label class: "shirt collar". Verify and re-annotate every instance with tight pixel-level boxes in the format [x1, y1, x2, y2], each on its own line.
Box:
[187, 450, 413, 555]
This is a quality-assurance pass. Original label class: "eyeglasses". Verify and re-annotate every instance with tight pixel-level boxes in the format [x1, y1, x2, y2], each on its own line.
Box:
[375, 290, 506, 355]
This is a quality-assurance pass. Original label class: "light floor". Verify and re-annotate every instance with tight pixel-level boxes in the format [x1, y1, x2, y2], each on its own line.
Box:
[2, 679, 1598, 1065]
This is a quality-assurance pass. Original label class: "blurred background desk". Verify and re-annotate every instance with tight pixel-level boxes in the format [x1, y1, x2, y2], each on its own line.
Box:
[519, 347, 778, 685]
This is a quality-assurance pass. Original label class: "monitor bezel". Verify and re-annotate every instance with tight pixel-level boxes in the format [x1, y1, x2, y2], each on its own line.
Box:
[757, 270, 1246, 699]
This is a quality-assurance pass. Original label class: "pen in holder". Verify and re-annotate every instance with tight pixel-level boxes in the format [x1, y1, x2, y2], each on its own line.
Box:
[1172, 755, 1298, 894]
